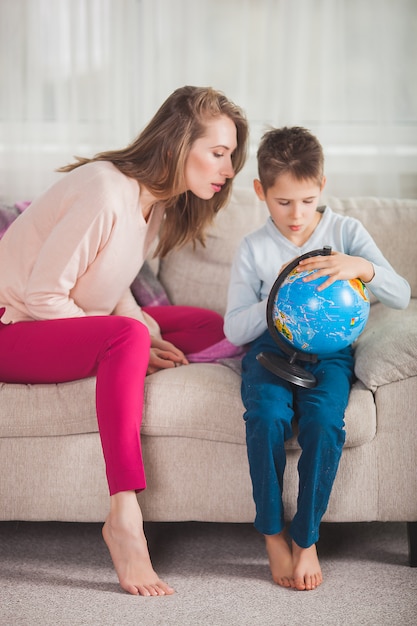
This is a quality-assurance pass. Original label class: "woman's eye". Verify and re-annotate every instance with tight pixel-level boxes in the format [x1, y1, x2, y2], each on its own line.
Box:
[214, 152, 224, 158]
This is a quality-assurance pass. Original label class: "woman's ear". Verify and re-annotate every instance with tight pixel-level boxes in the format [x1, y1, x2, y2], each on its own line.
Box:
[253, 179, 266, 201]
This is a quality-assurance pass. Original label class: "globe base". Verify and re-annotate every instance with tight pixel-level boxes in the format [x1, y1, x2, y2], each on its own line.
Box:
[256, 352, 317, 389]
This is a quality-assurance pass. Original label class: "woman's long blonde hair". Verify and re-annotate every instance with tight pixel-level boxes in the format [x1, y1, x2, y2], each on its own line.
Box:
[58, 86, 249, 257]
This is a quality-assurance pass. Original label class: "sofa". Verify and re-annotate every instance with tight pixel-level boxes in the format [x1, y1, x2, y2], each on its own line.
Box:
[0, 189, 416, 565]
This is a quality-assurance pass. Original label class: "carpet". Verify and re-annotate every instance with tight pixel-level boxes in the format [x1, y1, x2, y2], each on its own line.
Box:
[0, 520, 416, 626]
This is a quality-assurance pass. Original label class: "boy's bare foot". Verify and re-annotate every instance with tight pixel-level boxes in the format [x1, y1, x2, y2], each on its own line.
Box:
[291, 540, 322, 591]
[102, 491, 175, 596]
[264, 531, 294, 588]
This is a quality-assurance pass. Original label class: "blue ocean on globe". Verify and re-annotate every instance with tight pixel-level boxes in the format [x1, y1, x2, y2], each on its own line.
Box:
[272, 269, 370, 355]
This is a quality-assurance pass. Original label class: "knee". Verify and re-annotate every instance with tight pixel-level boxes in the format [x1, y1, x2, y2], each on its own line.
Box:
[106, 316, 151, 350]
[244, 396, 292, 438]
[298, 413, 345, 449]
[245, 411, 293, 451]
[194, 308, 224, 335]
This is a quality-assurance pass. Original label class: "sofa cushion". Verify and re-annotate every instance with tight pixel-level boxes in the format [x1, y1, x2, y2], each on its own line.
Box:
[354, 299, 417, 391]
[0, 364, 376, 448]
[130, 260, 171, 307]
[142, 364, 245, 443]
[144, 369, 376, 449]
[0, 378, 98, 438]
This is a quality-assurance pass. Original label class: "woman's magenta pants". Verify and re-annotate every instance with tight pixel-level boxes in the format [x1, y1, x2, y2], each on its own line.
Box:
[0, 306, 224, 495]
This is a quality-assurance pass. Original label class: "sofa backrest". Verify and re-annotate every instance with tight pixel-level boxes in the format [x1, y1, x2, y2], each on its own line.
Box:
[328, 196, 417, 300]
[158, 188, 268, 315]
[158, 189, 417, 315]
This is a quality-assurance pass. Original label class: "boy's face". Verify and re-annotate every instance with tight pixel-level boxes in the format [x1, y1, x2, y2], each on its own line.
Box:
[254, 172, 326, 246]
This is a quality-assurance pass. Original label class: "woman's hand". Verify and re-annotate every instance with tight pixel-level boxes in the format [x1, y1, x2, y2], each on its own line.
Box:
[297, 251, 375, 291]
[147, 337, 189, 375]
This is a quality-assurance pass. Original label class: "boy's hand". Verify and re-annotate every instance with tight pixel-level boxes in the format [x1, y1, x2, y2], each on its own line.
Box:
[278, 260, 292, 276]
[297, 251, 375, 291]
[147, 337, 189, 375]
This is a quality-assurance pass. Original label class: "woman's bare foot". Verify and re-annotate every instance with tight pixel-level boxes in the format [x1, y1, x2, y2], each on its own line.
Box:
[291, 540, 322, 591]
[102, 491, 175, 596]
[264, 531, 294, 588]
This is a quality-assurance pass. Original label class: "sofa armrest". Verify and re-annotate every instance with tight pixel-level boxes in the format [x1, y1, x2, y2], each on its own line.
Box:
[354, 299, 417, 391]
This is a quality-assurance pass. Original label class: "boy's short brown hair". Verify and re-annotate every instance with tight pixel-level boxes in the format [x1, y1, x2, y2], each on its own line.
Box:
[257, 126, 324, 191]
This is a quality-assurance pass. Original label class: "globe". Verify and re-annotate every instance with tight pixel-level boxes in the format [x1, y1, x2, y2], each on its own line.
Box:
[257, 247, 371, 388]
[271, 269, 370, 355]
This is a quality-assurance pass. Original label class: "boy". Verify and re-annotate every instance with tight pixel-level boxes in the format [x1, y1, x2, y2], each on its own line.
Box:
[224, 127, 410, 590]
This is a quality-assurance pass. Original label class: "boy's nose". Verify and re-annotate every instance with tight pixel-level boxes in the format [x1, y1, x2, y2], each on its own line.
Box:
[291, 203, 303, 217]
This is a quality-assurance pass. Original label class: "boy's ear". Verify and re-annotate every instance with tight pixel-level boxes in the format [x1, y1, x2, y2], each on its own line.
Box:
[320, 176, 327, 192]
[253, 179, 266, 201]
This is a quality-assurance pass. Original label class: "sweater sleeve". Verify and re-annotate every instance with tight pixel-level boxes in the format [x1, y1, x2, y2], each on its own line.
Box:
[24, 198, 115, 320]
[25, 203, 113, 319]
[224, 239, 269, 346]
[342, 218, 410, 309]
[112, 289, 162, 338]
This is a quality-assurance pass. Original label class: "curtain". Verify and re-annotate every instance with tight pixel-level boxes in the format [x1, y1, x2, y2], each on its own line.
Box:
[0, 0, 416, 203]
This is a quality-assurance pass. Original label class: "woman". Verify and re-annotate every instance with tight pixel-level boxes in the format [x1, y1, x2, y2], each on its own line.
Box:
[0, 86, 249, 596]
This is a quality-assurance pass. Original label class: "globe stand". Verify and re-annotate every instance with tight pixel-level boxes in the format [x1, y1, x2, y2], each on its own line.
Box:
[257, 351, 317, 388]
[257, 246, 332, 389]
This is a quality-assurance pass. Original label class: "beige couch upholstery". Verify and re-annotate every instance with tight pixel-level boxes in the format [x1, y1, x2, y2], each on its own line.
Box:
[1, 189, 416, 564]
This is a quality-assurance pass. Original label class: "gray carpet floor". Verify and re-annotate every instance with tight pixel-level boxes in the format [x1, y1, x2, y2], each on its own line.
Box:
[0, 520, 416, 626]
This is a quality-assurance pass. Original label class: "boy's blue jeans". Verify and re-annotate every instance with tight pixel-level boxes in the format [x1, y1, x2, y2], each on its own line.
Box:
[241, 330, 354, 548]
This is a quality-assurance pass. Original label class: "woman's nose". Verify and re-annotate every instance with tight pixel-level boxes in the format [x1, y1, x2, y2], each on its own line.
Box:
[221, 158, 235, 179]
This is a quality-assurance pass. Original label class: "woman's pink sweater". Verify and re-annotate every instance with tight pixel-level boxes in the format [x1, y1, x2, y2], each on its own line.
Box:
[0, 161, 164, 334]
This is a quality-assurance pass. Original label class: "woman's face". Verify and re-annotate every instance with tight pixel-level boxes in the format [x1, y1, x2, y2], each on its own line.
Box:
[184, 115, 237, 199]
